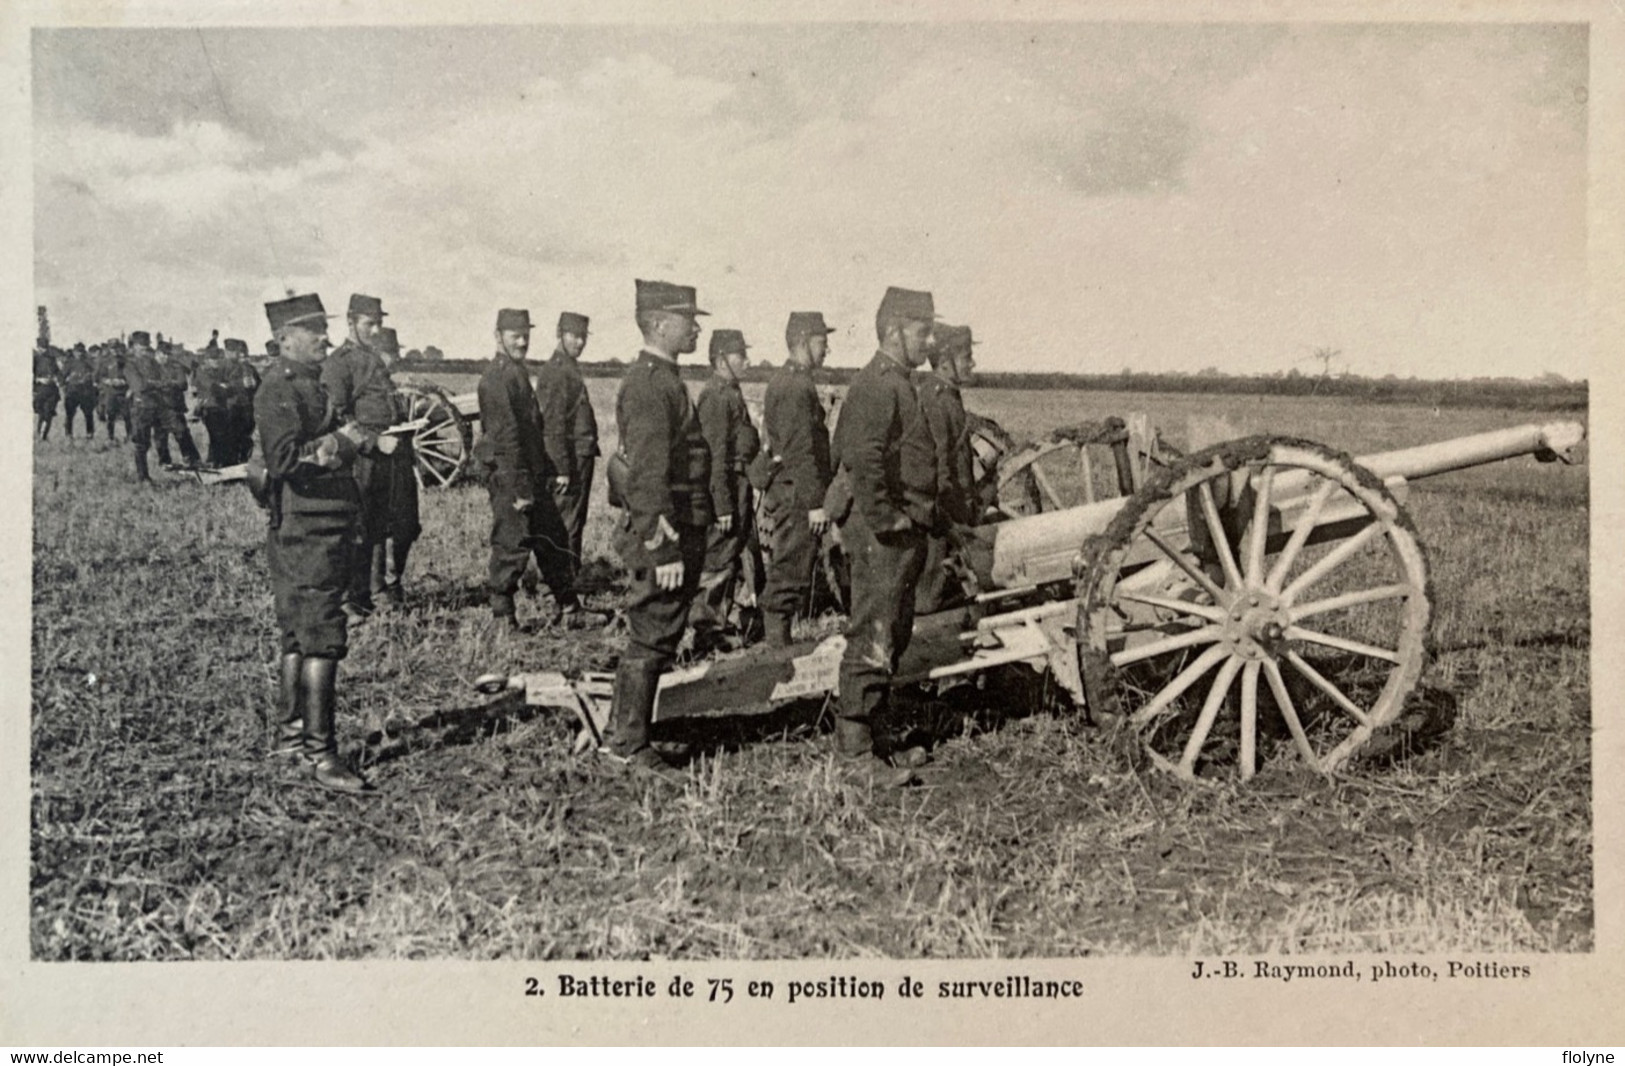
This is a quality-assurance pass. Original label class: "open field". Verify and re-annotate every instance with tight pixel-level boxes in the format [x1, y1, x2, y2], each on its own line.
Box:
[31, 381, 1589, 959]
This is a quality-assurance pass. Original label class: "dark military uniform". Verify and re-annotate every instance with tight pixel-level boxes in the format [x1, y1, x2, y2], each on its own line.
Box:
[323, 335, 398, 611]
[127, 350, 200, 479]
[192, 353, 234, 466]
[33, 347, 61, 439]
[830, 346, 939, 753]
[534, 346, 600, 577]
[61, 348, 98, 438]
[222, 345, 260, 464]
[914, 368, 975, 614]
[760, 360, 833, 635]
[690, 371, 762, 645]
[257, 356, 362, 661]
[609, 348, 713, 756]
[96, 346, 132, 442]
[476, 348, 577, 617]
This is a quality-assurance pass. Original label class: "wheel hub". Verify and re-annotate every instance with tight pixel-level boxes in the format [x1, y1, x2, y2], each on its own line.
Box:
[1221, 589, 1290, 661]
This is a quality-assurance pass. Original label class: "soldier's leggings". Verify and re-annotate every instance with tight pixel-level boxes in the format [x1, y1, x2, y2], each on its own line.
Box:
[914, 530, 961, 615]
[837, 507, 927, 726]
[610, 521, 707, 754]
[550, 455, 595, 577]
[225, 405, 256, 464]
[63, 388, 97, 437]
[760, 482, 819, 621]
[99, 390, 131, 441]
[269, 483, 358, 660]
[690, 480, 756, 633]
[486, 467, 577, 607]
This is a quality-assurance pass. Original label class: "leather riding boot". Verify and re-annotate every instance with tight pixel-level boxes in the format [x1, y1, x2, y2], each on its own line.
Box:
[388, 539, 412, 593]
[369, 543, 390, 599]
[606, 661, 660, 757]
[300, 656, 371, 793]
[272, 652, 304, 754]
[490, 590, 517, 626]
[834, 716, 874, 757]
[763, 612, 793, 648]
[347, 543, 376, 614]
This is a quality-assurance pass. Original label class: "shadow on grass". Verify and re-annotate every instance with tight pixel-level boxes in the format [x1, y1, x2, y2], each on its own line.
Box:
[360, 690, 555, 766]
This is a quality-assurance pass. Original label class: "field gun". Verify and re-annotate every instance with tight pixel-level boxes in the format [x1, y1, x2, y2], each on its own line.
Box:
[476, 418, 1585, 782]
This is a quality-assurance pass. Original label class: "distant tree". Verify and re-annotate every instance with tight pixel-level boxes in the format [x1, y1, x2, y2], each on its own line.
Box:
[423, 346, 444, 362]
[405, 348, 422, 361]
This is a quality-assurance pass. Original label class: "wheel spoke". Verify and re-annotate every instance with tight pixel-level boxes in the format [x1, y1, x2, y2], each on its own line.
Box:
[1289, 582, 1415, 623]
[1128, 643, 1229, 727]
[1280, 521, 1384, 602]
[1284, 625, 1401, 664]
[1265, 477, 1338, 593]
[1145, 528, 1230, 606]
[1239, 660, 1261, 780]
[1284, 650, 1372, 727]
[1178, 657, 1242, 776]
[1197, 480, 1245, 590]
[1111, 624, 1225, 667]
[1245, 466, 1275, 586]
[1262, 658, 1319, 767]
[1116, 589, 1228, 622]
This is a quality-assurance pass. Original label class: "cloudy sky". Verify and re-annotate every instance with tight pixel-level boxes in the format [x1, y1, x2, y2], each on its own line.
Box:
[32, 20, 1587, 378]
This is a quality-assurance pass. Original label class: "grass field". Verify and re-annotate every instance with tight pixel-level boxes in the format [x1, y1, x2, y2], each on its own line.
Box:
[30, 379, 1590, 959]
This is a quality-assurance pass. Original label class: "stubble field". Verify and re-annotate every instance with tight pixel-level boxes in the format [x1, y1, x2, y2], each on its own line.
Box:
[30, 377, 1590, 959]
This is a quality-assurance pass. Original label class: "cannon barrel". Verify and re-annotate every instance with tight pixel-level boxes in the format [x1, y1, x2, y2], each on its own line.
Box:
[989, 420, 1585, 588]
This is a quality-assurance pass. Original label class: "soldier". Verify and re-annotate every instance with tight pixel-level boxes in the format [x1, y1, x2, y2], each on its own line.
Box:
[914, 323, 979, 614]
[370, 326, 420, 603]
[533, 311, 600, 583]
[253, 293, 376, 793]
[222, 339, 260, 464]
[33, 341, 61, 442]
[60, 343, 98, 440]
[126, 331, 201, 481]
[322, 294, 397, 621]
[192, 343, 233, 466]
[95, 341, 132, 443]
[757, 311, 836, 646]
[476, 308, 598, 629]
[826, 286, 940, 784]
[689, 328, 763, 655]
[603, 279, 713, 770]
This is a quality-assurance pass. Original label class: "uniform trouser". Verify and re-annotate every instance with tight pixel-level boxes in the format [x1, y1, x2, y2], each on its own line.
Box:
[200, 408, 232, 466]
[487, 468, 576, 609]
[761, 483, 819, 622]
[550, 456, 595, 578]
[914, 529, 963, 615]
[376, 445, 422, 587]
[611, 521, 707, 754]
[63, 388, 96, 436]
[99, 390, 131, 440]
[269, 484, 359, 660]
[690, 479, 760, 634]
[342, 454, 391, 606]
[132, 402, 199, 477]
[837, 508, 927, 729]
[225, 405, 255, 464]
[33, 385, 58, 423]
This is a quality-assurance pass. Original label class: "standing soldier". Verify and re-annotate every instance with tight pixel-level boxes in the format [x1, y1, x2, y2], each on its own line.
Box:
[534, 311, 600, 583]
[192, 343, 233, 466]
[60, 343, 98, 441]
[604, 280, 713, 770]
[253, 293, 376, 793]
[222, 339, 260, 464]
[476, 308, 597, 629]
[914, 323, 978, 614]
[33, 341, 61, 442]
[757, 311, 836, 647]
[322, 294, 396, 622]
[126, 331, 201, 481]
[826, 286, 939, 784]
[96, 340, 132, 444]
[689, 328, 762, 655]
[371, 326, 420, 602]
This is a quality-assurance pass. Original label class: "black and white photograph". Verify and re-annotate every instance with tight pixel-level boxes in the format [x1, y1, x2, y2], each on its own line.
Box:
[6, 0, 1619, 1048]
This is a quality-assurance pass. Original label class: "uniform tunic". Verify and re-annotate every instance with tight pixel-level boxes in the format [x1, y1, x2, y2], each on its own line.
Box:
[830, 350, 938, 726]
[192, 355, 234, 466]
[323, 339, 398, 548]
[255, 356, 362, 659]
[95, 348, 131, 440]
[476, 350, 574, 605]
[534, 348, 600, 573]
[126, 352, 200, 476]
[33, 349, 61, 419]
[759, 362, 832, 621]
[222, 355, 261, 465]
[690, 374, 762, 634]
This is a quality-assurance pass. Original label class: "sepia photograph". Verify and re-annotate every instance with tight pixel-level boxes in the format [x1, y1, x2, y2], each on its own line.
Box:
[7, 0, 1619, 1048]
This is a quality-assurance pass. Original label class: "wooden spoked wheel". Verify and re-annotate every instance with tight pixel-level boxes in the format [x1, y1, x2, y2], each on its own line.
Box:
[1076, 437, 1431, 780]
[399, 383, 472, 489]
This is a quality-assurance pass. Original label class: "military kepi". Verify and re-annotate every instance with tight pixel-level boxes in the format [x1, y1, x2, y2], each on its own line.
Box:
[377, 327, 401, 356]
[224, 338, 248, 354]
[709, 329, 749, 359]
[876, 286, 936, 328]
[265, 293, 332, 333]
[936, 324, 975, 353]
[129, 330, 152, 347]
[558, 312, 590, 336]
[786, 312, 836, 341]
[635, 279, 709, 317]
[347, 293, 388, 319]
[496, 308, 535, 332]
